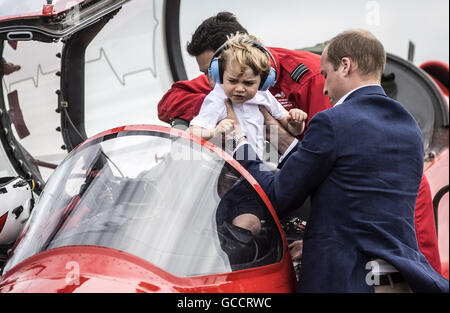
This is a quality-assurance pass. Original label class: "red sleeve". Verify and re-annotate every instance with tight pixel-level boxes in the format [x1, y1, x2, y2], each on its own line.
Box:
[157, 75, 211, 124]
[297, 73, 332, 126]
[415, 174, 442, 274]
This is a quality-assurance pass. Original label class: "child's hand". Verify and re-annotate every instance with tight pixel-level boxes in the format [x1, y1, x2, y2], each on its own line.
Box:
[287, 109, 307, 125]
[286, 109, 307, 136]
[215, 118, 235, 136]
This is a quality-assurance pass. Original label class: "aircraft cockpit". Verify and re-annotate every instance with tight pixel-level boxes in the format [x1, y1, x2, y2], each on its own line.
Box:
[1, 126, 285, 282]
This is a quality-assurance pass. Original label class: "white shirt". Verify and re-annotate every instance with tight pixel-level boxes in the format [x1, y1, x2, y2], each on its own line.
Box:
[371, 258, 399, 275]
[191, 84, 287, 158]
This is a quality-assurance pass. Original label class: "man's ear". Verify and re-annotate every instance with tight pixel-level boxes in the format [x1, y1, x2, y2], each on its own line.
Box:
[340, 57, 353, 76]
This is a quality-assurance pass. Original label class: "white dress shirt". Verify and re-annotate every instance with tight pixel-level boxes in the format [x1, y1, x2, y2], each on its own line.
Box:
[191, 84, 287, 158]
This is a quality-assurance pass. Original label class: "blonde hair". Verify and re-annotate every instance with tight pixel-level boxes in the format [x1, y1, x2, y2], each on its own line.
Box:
[220, 33, 271, 79]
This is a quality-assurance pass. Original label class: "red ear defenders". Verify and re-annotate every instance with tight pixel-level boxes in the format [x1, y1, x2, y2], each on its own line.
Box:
[208, 40, 277, 91]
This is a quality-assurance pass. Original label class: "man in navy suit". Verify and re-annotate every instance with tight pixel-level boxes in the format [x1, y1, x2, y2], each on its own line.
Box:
[227, 30, 449, 292]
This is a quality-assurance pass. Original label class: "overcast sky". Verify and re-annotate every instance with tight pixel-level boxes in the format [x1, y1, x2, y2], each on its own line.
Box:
[179, 0, 449, 78]
[0, 0, 448, 70]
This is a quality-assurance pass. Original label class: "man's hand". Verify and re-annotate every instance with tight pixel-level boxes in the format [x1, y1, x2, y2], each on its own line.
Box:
[223, 98, 248, 148]
[224, 98, 244, 136]
[225, 98, 238, 122]
[288, 240, 303, 261]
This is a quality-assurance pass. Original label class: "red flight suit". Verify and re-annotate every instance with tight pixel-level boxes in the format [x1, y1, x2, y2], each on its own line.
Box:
[157, 47, 332, 126]
[415, 174, 442, 274]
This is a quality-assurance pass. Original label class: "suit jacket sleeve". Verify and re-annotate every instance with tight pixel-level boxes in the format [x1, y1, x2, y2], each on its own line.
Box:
[234, 112, 336, 216]
[157, 75, 212, 123]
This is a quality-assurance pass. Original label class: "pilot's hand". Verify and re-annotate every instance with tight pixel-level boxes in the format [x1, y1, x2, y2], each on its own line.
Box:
[225, 99, 238, 123]
[288, 240, 303, 261]
[224, 99, 244, 138]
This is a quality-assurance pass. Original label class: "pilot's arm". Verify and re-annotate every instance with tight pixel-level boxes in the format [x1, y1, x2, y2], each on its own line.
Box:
[157, 75, 212, 124]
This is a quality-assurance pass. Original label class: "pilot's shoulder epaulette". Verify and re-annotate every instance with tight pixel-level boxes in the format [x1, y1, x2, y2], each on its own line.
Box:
[290, 63, 309, 82]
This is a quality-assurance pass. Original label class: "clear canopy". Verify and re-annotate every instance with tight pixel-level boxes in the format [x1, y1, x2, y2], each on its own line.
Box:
[3, 128, 282, 276]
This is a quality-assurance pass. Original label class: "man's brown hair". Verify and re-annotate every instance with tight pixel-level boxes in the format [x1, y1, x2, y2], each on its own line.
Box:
[326, 29, 386, 79]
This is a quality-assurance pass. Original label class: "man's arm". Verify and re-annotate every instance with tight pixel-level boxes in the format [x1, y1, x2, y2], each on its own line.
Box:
[234, 112, 336, 216]
[157, 75, 212, 124]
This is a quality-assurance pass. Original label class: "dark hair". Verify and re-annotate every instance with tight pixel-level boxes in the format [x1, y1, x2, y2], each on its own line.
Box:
[326, 29, 386, 79]
[186, 12, 248, 56]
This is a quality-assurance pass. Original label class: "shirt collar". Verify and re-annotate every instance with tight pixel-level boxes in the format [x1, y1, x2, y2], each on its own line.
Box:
[334, 84, 381, 106]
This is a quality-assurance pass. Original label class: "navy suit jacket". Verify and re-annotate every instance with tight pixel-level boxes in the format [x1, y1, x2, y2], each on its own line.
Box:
[234, 85, 449, 292]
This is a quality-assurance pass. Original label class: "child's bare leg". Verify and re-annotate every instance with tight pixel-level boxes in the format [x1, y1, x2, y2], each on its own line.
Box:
[232, 213, 261, 236]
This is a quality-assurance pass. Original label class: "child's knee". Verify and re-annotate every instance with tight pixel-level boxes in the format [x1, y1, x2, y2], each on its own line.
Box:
[232, 213, 261, 236]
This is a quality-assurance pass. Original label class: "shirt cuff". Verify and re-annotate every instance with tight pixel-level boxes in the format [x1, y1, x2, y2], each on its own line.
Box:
[279, 138, 298, 163]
